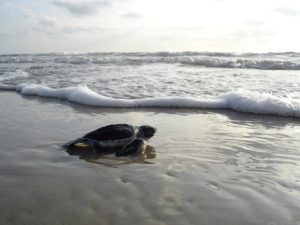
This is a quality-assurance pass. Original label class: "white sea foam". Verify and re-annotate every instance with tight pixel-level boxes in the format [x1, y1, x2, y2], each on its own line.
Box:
[1, 83, 300, 118]
[222, 91, 300, 117]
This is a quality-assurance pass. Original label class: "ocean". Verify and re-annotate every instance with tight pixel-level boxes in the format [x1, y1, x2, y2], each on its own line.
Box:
[0, 52, 300, 225]
[1, 52, 300, 117]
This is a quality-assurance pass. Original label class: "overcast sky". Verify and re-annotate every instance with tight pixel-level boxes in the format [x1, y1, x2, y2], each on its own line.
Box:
[1, 0, 300, 53]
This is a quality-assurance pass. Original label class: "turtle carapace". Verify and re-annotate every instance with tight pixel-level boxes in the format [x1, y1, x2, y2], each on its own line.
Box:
[64, 124, 156, 156]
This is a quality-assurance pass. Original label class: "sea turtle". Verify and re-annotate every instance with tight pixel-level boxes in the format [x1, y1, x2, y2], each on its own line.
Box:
[64, 124, 156, 156]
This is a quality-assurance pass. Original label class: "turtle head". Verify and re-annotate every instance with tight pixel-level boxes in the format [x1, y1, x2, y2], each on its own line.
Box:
[139, 125, 157, 139]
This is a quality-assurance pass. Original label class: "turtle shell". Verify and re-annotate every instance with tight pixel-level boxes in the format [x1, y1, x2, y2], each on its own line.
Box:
[83, 124, 139, 149]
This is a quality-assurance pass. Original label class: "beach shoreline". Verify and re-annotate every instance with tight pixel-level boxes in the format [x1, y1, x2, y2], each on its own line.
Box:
[0, 92, 300, 225]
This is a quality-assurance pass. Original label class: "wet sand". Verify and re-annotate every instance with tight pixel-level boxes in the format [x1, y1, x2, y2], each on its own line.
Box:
[0, 92, 300, 225]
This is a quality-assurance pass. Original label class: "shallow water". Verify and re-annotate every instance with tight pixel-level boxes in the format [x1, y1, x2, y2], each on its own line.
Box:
[0, 92, 300, 225]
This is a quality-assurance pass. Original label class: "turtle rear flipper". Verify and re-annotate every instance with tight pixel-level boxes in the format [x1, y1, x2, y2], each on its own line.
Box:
[63, 138, 90, 149]
[116, 138, 147, 157]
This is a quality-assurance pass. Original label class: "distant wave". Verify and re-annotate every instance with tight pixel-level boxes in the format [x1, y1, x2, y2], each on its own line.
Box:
[1, 83, 300, 118]
[1, 52, 300, 70]
[1, 51, 300, 58]
[177, 58, 300, 70]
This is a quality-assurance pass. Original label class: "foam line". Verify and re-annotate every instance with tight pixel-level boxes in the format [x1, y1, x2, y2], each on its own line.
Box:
[1, 83, 300, 118]
[14, 84, 226, 108]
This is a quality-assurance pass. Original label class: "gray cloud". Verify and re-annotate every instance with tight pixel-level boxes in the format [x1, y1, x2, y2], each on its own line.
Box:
[62, 25, 107, 34]
[33, 17, 59, 35]
[121, 12, 142, 19]
[37, 18, 57, 28]
[276, 8, 300, 16]
[32, 16, 111, 36]
[52, 0, 111, 15]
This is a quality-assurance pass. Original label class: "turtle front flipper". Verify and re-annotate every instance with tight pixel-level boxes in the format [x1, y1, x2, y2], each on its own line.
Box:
[116, 138, 147, 157]
[91, 141, 108, 154]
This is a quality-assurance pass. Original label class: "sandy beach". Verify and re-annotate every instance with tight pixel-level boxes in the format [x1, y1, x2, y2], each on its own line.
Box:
[0, 91, 300, 225]
[3, 0, 300, 223]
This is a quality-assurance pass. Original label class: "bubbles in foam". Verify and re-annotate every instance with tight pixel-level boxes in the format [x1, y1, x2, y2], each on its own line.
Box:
[222, 90, 300, 117]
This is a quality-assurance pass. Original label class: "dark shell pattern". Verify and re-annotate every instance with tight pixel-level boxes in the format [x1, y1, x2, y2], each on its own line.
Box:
[82, 124, 139, 149]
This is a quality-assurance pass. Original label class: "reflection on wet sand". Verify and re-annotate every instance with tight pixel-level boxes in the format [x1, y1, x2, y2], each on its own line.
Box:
[1, 92, 300, 225]
[66, 145, 156, 166]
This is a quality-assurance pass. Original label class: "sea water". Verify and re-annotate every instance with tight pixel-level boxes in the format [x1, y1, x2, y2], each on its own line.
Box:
[1, 52, 300, 117]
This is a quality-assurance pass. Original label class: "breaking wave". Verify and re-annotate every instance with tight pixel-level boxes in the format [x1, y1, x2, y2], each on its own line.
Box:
[1, 83, 300, 118]
[1, 52, 300, 70]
